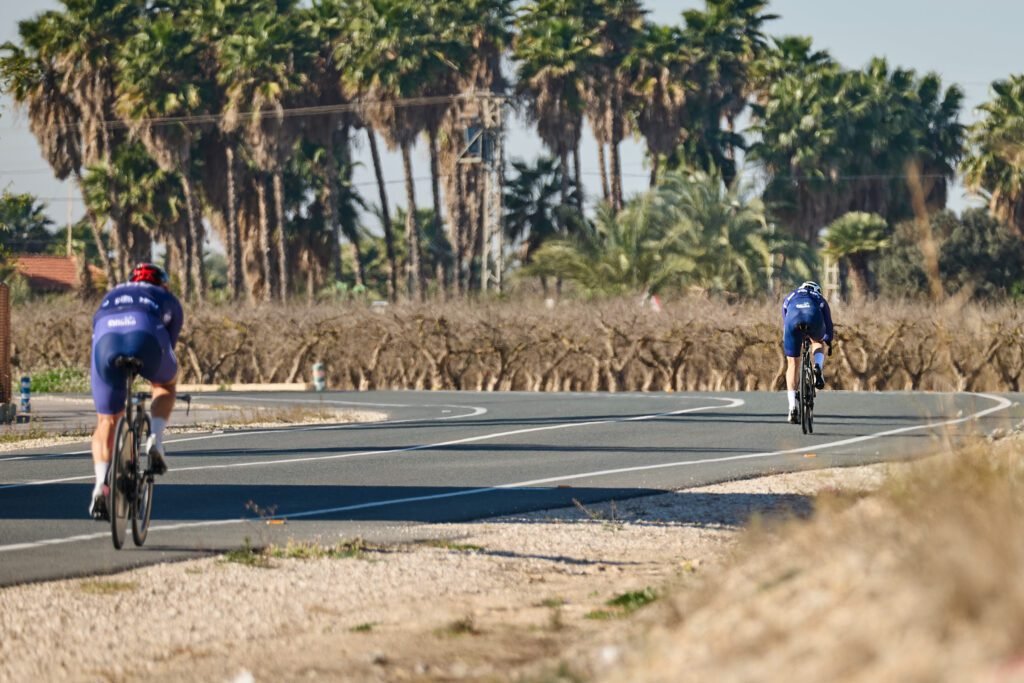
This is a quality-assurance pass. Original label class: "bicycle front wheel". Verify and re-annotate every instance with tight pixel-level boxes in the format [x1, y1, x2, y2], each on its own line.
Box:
[110, 416, 132, 549]
[132, 415, 154, 546]
[799, 351, 814, 434]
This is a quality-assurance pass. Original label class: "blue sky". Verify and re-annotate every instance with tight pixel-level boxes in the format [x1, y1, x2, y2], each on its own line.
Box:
[1, 0, 1020, 232]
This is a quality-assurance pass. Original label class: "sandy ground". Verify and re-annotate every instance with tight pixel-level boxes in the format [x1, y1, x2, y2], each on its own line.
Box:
[0, 461, 899, 683]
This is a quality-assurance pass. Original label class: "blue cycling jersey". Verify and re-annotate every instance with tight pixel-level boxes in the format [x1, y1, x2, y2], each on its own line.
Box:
[91, 282, 184, 414]
[781, 288, 834, 357]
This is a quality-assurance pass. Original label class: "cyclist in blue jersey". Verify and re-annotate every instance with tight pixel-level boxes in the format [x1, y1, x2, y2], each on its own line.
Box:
[782, 281, 834, 424]
[88, 263, 184, 520]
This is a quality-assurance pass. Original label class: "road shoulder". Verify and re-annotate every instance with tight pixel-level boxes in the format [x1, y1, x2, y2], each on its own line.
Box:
[0, 461, 898, 682]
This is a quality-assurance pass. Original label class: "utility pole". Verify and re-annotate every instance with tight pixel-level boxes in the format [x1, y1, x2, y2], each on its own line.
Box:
[457, 91, 506, 293]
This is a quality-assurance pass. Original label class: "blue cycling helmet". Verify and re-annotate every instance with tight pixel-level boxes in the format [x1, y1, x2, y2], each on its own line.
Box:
[799, 281, 822, 296]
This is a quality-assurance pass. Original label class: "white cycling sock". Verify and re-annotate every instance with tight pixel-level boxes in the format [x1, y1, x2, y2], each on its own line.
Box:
[814, 351, 825, 370]
[93, 461, 109, 496]
[787, 391, 798, 410]
[150, 417, 167, 447]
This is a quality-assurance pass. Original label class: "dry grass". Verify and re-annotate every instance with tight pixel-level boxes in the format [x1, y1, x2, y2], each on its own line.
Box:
[604, 437, 1024, 682]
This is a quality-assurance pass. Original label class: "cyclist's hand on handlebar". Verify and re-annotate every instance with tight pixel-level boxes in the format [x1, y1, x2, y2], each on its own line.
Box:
[827, 341, 833, 356]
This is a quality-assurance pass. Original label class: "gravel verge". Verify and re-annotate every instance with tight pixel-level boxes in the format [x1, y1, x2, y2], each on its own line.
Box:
[0, 462, 901, 682]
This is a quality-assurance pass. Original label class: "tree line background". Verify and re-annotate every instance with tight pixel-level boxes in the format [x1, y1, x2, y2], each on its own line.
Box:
[0, 0, 1023, 304]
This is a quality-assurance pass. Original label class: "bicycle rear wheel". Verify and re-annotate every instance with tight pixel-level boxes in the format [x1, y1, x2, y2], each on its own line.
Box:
[110, 416, 132, 549]
[799, 348, 814, 434]
[132, 415, 154, 546]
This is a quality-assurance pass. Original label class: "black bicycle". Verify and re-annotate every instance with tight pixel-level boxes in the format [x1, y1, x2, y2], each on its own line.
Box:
[797, 336, 816, 434]
[107, 357, 189, 549]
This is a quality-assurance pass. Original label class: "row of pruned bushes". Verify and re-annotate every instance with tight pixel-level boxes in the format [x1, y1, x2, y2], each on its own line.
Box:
[14, 298, 1024, 393]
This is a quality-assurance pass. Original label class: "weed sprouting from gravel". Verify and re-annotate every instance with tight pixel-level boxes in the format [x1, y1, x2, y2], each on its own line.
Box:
[350, 622, 376, 633]
[572, 498, 623, 530]
[437, 616, 480, 637]
[583, 609, 614, 620]
[79, 579, 137, 595]
[422, 538, 485, 553]
[607, 587, 658, 613]
[223, 538, 273, 569]
[267, 538, 371, 560]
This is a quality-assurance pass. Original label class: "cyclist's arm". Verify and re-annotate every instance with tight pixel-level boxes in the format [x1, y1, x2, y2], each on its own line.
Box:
[821, 299, 835, 342]
[166, 296, 184, 346]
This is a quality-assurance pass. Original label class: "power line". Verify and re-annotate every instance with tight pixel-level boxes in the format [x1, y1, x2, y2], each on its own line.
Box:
[4, 93, 499, 133]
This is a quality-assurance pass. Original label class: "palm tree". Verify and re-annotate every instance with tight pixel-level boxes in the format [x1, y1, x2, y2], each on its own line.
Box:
[81, 142, 180, 278]
[0, 1, 146, 286]
[218, 1, 308, 301]
[438, 0, 513, 294]
[669, 0, 774, 185]
[116, 1, 215, 300]
[504, 156, 569, 293]
[821, 211, 889, 300]
[583, 0, 645, 213]
[527, 169, 785, 297]
[623, 23, 690, 188]
[963, 75, 1024, 235]
[338, 0, 463, 301]
[514, 0, 599, 210]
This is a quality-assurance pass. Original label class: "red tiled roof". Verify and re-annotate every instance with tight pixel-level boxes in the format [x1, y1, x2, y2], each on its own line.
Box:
[13, 254, 104, 292]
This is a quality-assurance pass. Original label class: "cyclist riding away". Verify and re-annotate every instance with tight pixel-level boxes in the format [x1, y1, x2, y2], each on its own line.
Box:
[782, 281, 834, 424]
[89, 263, 183, 520]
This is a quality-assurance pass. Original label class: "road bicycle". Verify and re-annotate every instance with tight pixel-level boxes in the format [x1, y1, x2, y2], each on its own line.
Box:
[107, 356, 190, 549]
[797, 336, 816, 434]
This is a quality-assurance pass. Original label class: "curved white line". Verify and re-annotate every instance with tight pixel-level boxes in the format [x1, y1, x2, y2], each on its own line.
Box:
[0, 397, 740, 489]
[0, 393, 1011, 555]
[0, 401, 488, 464]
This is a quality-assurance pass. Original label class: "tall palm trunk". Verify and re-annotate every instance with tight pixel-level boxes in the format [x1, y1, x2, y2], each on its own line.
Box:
[451, 168, 467, 296]
[648, 145, 659, 189]
[179, 214, 193, 301]
[255, 177, 273, 301]
[305, 250, 316, 304]
[225, 145, 241, 301]
[180, 174, 205, 303]
[428, 128, 447, 296]
[367, 127, 397, 302]
[322, 123, 342, 282]
[81, 194, 116, 287]
[558, 150, 570, 215]
[572, 145, 583, 211]
[610, 88, 624, 213]
[273, 171, 288, 300]
[597, 142, 610, 202]
[401, 143, 423, 301]
[337, 129, 366, 288]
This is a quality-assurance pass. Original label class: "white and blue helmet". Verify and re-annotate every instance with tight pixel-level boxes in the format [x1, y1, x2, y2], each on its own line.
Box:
[799, 281, 822, 296]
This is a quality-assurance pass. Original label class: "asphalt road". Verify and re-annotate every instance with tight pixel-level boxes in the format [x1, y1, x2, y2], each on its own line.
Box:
[0, 390, 1020, 587]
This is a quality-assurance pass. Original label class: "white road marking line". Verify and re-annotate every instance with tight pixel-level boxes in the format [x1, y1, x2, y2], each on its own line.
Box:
[0, 397, 736, 489]
[152, 393, 1013, 530]
[0, 402, 488, 464]
[0, 393, 1011, 554]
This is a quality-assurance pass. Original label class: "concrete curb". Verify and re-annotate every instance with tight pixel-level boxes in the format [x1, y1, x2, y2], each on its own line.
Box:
[175, 383, 309, 393]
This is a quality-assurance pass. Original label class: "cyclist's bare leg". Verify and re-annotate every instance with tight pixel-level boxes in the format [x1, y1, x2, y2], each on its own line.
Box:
[785, 356, 799, 391]
[91, 412, 122, 496]
[150, 380, 175, 422]
[146, 378, 176, 473]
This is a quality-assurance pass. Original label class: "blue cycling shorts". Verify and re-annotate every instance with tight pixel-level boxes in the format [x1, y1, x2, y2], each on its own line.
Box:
[91, 329, 178, 415]
[782, 308, 826, 358]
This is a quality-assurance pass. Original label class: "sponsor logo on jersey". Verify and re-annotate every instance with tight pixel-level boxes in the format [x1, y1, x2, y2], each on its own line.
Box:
[139, 296, 159, 310]
[114, 295, 134, 306]
[106, 315, 138, 329]
[796, 303, 812, 309]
